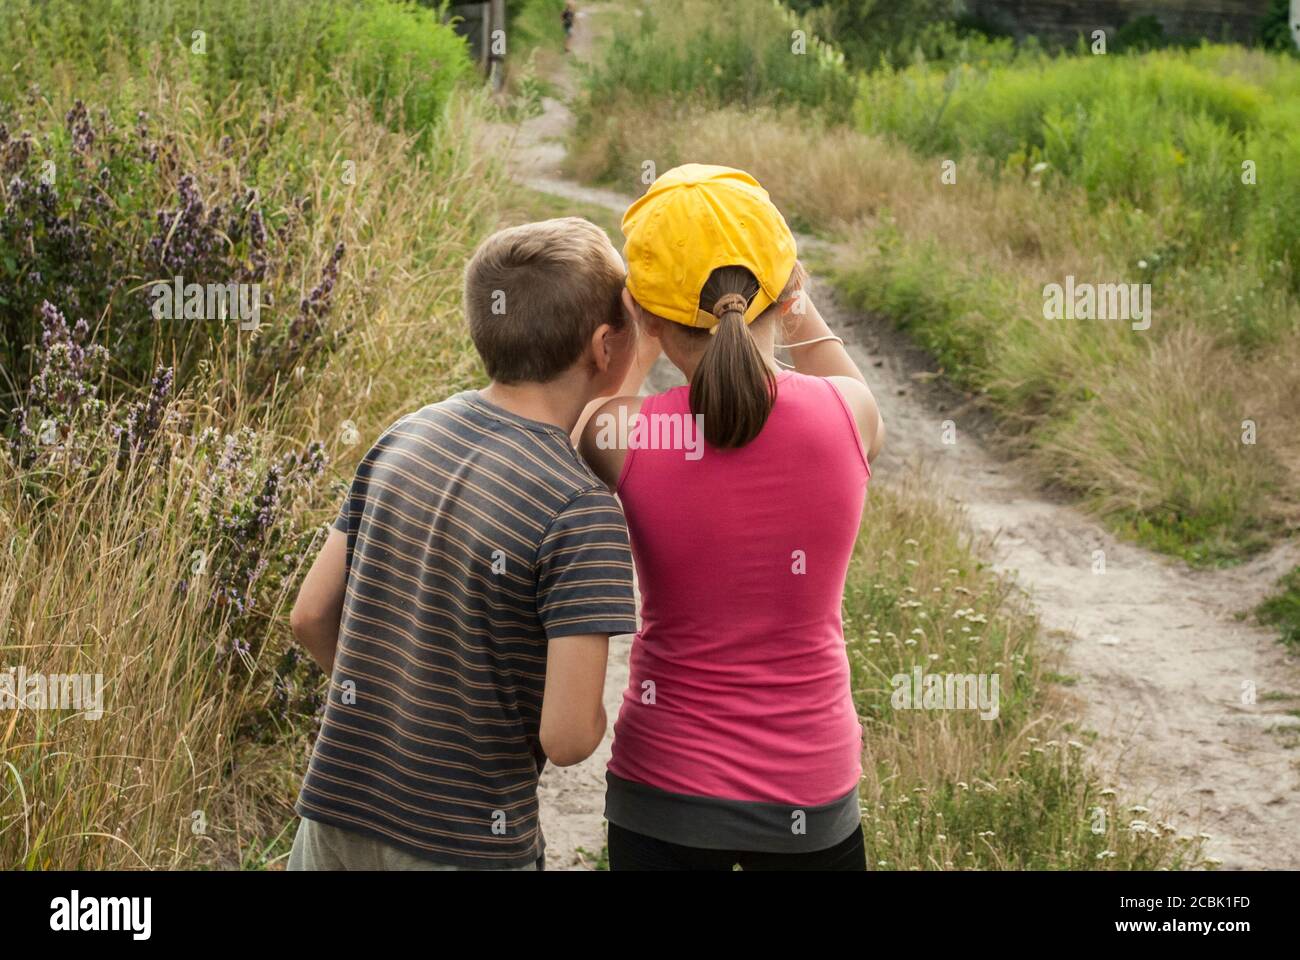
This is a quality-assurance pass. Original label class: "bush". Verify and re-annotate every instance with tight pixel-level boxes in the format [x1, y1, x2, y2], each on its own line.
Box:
[856, 47, 1300, 289]
[329, 0, 473, 147]
[508, 0, 567, 52]
[786, 0, 966, 70]
[577, 0, 855, 120]
[0, 1, 501, 866]
[0, 95, 346, 419]
[0, 0, 473, 147]
[1257, 0, 1300, 53]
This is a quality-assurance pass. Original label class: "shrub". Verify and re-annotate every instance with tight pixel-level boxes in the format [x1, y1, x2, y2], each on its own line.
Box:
[0, 0, 473, 147]
[576, 0, 855, 120]
[0, 95, 343, 419]
[329, 0, 473, 147]
[855, 47, 1300, 290]
[0, 14, 501, 866]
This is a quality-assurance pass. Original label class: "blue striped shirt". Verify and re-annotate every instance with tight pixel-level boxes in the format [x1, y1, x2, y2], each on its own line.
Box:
[296, 391, 637, 868]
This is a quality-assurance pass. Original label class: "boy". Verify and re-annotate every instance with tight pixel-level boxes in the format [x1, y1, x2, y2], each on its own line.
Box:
[287, 218, 639, 870]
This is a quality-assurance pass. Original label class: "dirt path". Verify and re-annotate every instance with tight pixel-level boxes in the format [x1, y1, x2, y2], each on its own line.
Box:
[509, 4, 1300, 871]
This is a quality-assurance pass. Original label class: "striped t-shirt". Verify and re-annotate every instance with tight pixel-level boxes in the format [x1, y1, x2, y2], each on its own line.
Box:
[296, 391, 638, 869]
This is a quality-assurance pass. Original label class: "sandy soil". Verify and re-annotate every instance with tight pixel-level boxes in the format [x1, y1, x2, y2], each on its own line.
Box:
[503, 5, 1300, 871]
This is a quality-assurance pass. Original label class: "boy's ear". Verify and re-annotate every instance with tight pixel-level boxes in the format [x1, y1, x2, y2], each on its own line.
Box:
[588, 322, 616, 374]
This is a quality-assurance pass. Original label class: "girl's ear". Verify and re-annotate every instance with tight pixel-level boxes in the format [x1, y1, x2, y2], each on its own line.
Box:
[620, 288, 639, 325]
[624, 288, 666, 339]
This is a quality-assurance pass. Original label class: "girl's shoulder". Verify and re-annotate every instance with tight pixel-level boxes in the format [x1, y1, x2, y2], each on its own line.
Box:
[775, 372, 872, 474]
[578, 393, 646, 488]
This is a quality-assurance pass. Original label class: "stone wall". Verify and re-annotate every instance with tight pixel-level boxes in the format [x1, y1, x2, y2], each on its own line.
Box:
[969, 1, 1270, 43]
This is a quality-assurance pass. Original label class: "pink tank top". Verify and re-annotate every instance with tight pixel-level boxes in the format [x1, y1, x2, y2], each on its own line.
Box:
[608, 371, 869, 810]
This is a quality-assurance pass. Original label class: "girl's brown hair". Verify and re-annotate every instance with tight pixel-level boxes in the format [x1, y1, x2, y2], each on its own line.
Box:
[688, 266, 777, 449]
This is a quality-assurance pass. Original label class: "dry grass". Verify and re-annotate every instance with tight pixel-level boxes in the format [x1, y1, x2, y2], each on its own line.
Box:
[844, 471, 1207, 868]
[0, 73, 505, 869]
[569, 97, 1299, 561]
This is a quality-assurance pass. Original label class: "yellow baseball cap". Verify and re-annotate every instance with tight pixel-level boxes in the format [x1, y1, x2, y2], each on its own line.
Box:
[622, 164, 797, 331]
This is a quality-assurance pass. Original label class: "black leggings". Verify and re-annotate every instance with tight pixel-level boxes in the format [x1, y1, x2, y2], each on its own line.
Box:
[608, 822, 866, 871]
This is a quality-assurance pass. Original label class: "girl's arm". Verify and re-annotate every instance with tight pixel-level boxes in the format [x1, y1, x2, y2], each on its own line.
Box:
[579, 395, 645, 490]
[779, 264, 864, 382]
[572, 323, 661, 445]
[781, 266, 886, 462]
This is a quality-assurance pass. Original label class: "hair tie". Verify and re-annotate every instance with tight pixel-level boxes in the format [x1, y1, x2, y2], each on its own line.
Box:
[711, 292, 749, 319]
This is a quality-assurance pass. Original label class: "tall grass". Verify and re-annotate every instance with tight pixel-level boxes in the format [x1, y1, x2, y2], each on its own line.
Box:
[567, 5, 1300, 565]
[0, 0, 472, 148]
[509, 0, 567, 52]
[856, 46, 1300, 291]
[1, 3, 503, 867]
[572, 0, 854, 138]
[847, 473, 1207, 868]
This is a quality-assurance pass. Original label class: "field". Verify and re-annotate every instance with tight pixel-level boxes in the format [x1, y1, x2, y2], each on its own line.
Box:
[1, 0, 1294, 872]
[563, 0, 1296, 867]
[570, 0, 1299, 568]
[0, 0, 501, 868]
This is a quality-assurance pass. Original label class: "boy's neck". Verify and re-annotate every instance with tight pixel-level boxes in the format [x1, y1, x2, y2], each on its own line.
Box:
[479, 374, 591, 435]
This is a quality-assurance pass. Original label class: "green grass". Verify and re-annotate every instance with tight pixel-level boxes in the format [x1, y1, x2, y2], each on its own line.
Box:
[1258, 567, 1300, 649]
[0, 0, 504, 869]
[509, 0, 568, 53]
[829, 218, 1290, 567]
[856, 46, 1300, 292]
[834, 48, 1300, 566]
[0, 0, 473, 148]
[573, 0, 856, 124]
[844, 477, 1206, 868]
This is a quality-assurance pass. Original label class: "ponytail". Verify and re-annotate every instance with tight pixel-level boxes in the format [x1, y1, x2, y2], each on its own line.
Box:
[689, 266, 776, 449]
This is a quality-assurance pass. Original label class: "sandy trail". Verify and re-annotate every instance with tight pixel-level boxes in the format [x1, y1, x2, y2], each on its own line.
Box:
[509, 5, 1300, 870]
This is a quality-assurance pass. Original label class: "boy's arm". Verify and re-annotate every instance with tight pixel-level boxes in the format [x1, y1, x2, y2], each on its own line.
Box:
[539, 633, 609, 766]
[536, 489, 638, 766]
[289, 527, 348, 673]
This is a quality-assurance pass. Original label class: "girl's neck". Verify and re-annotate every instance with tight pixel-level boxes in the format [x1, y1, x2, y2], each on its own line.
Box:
[677, 322, 780, 381]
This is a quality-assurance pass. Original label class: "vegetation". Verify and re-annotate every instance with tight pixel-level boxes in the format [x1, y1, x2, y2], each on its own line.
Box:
[570, 1, 1298, 567]
[845, 476, 1207, 869]
[564, 0, 1298, 867]
[2, 0, 1277, 871]
[573, 0, 854, 127]
[1258, 567, 1300, 650]
[1, 0, 503, 868]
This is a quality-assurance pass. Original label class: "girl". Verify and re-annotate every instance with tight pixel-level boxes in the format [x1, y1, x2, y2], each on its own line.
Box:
[580, 164, 885, 870]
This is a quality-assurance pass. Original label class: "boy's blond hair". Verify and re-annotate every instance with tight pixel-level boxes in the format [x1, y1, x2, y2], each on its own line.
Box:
[464, 217, 627, 384]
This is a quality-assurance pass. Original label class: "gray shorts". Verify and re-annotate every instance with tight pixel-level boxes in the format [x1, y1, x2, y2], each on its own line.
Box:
[287, 817, 541, 871]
